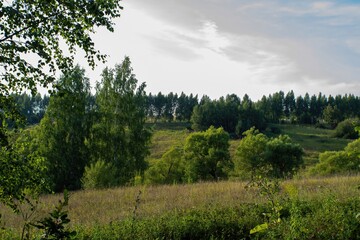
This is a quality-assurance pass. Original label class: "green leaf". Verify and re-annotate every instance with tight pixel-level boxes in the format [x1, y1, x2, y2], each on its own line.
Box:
[250, 223, 269, 234]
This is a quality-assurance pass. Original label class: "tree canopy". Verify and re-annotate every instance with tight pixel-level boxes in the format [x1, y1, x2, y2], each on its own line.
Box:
[235, 127, 304, 178]
[1, 0, 123, 95]
[184, 126, 231, 182]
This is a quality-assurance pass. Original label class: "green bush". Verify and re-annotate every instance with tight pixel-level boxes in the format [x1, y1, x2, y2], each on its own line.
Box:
[333, 118, 360, 139]
[144, 146, 186, 185]
[234, 128, 304, 178]
[184, 126, 232, 182]
[309, 139, 360, 176]
[82, 160, 118, 189]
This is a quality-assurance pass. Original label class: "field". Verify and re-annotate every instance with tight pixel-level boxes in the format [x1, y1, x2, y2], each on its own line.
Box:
[1, 123, 358, 239]
[2, 176, 360, 239]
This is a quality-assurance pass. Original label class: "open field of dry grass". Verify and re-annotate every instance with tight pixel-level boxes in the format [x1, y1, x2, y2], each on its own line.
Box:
[2, 175, 360, 231]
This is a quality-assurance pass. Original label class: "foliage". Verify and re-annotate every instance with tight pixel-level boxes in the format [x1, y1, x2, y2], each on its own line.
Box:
[191, 94, 266, 135]
[0, 0, 122, 96]
[235, 128, 304, 178]
[82, 161, 118, 190]
[0, 129, 48, 212]
[323, 105, 343, 128]
[247, 174, 283, 236]
[144, 146, 186, 185]
[0, 0, 122, 213]
[184, 126, 232, 182]
[333, 118, 360, 139]
[11, 93, 50, 126]
[265, 135, 304, 178]
[32, 190, 76, 240]
[36, 66, 92, 192]
[310, 138, 360, 176]
[88, 57, 151, 185]
[234, 128, 268, 178]
[63, 197, 360, 239]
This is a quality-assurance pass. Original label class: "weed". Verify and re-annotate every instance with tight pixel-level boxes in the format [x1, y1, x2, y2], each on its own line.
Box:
[31, 190, 76, 240]
[247, 173, 283, 236]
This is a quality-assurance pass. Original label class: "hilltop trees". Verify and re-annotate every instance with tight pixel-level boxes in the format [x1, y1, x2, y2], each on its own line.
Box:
[191, 94, 266, 136]
[145, 92, 198, 122]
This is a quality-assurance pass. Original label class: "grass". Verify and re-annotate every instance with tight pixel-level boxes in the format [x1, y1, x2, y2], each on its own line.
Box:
[2, 175, 360, 232]
[269, 124, 350, 152]
[268, 124, 352, 167]
[146, 122, 191, 160]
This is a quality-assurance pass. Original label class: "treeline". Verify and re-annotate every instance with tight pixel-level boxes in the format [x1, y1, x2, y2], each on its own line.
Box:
[191, 91, 360, 136]
[14, 90, 360, 133]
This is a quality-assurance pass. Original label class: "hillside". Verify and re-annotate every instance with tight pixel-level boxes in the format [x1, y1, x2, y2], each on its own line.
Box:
[147, 122, 350, 168]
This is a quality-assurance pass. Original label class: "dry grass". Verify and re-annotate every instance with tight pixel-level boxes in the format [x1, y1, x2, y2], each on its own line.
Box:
[2, 175, 360, 231]
[147, 130, 190, 160]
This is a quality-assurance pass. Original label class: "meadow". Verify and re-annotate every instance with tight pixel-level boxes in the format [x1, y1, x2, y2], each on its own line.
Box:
[1, 123, 358, 239]
[2, 175, 360, 239]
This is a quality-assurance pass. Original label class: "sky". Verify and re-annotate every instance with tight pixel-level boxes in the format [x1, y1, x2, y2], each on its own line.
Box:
[81, 0, 360, 100]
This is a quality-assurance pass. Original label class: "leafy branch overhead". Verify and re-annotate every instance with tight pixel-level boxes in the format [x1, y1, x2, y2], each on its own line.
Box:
[0, 0, 123, 95]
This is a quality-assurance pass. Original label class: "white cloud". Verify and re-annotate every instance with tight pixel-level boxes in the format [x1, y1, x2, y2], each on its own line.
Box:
[77, 0, 360, 100]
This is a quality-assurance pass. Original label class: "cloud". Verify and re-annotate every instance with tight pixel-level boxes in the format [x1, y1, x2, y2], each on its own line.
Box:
[87, 0, 360, 100]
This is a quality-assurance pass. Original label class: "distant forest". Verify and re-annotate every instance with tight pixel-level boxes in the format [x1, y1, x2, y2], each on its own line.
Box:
[12, 90, 360, 134]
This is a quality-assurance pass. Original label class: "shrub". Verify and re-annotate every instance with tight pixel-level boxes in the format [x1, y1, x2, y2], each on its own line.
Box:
[184, 126, 232, 182]
[144, 146, 186, 185]
[309, 139, 360, 176]
[82, 160, 118, 189]
[234, 128, 304, 179]
[333, 118, 360, 139]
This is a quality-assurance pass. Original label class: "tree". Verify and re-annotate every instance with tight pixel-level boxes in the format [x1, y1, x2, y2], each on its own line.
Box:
[237, 95, 266, 136]
[184, 126, 231, 182]
[284, 90, 296, 118]
[0, 0, 122, 208]
[265, 135, 303, 178]
[1, 0, 122, 96]
[234, 128, 268, 178]
[0, 128, 48, 211]
[37, 66, 92, 192]
[323, 105, 342, 128]
[333, 118, 360, 139]
[88, 57, 151, 185]
[144, 146, 186, 185]
[235, 128, 303, 178]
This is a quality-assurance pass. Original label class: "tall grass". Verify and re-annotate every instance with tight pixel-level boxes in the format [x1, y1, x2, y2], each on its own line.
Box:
[2, 175, 360, 232]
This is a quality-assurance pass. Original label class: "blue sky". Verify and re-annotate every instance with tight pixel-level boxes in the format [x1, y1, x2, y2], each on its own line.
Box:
[83, 0, 360, 100]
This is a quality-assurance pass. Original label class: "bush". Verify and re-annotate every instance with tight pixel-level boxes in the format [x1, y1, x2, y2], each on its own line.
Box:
[234, 128, 304, 179]
[144, 146, 186, 185]
[333, 118, 360, 139]
[309, 139, 360, 176]
[184, 126, 232, 182]
[82, 160, 118, 189]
